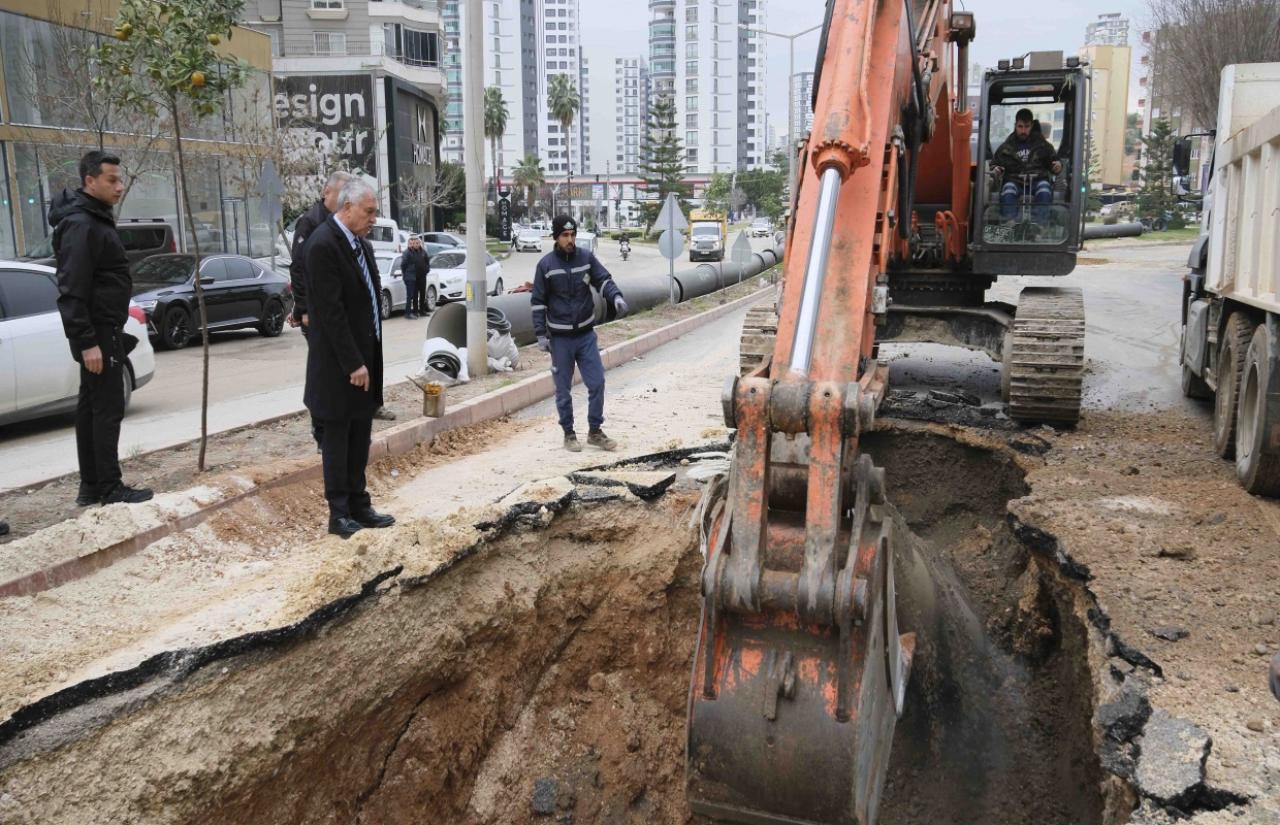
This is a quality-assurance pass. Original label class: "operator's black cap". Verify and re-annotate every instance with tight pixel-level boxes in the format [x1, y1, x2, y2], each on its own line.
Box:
[552, 215, 577, 239]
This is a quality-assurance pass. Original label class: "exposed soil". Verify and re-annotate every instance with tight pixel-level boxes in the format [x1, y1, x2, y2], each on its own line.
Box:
[0, 427, 1116, 825]
[0, 277, 773, 543]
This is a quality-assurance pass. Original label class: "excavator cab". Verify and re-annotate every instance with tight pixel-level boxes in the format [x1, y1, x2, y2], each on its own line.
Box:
[972, 57, 1090, 277]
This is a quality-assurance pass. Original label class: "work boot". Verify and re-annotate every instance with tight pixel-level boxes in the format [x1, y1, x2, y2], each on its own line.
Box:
[587, 430, 618, 451]
[100, 483, 154, 505]
[374, 406, 397, 421]
[564, 432, 582, 452]
[75, 482, 99, 507]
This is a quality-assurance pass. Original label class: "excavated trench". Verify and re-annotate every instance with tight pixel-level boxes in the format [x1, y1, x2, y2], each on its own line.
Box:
[0, 430, 1112, 825]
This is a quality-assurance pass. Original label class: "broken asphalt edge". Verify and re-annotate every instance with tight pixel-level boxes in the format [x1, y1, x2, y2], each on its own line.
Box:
[0, 285, 775, 600]
[0, 468, 667, 762]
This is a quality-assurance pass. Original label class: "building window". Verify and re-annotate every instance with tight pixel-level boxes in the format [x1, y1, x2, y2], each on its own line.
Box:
[686, 114, 698, 128]
[686, 77, 698, 93]
[686, 130, 697, 144]
[312, 0, 343, 8]
[686, 60, 698, 75]
[686, 24, 698, 40]
[314, 31, 347, 55]
[686, 6, 698, 21]
[686, 95, 698, 111]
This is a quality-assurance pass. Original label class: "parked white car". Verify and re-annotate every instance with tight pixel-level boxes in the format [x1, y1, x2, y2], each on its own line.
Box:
[419, 231, 465, 248]
[514, 228, 544, 252]
[429, 250, 505, 301]
[0, 260, 155, 426]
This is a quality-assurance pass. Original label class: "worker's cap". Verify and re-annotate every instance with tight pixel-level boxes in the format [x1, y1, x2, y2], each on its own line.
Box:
[552, 215, 577, 238]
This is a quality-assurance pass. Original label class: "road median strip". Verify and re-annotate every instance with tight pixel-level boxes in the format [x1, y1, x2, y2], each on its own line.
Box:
[0, 283, 775, 598]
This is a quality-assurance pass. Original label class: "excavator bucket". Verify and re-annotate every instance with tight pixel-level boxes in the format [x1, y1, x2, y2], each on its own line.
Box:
[687, 437, 914, 825]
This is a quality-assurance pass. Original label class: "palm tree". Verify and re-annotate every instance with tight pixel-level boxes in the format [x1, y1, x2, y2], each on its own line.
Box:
[512, 153, 545, 220]
[483, 86, 509, 197]
[547, 73, 580, 218]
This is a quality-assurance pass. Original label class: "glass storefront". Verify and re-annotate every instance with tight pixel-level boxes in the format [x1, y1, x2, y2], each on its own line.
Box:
[0, 147, 16, 259]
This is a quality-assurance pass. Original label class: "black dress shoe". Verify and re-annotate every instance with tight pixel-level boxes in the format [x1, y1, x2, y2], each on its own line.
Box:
[100, 483, 154, 505]
[352, 508, 396, 529]
[328, 517, 365, 538]
[75, 483, 99, 507]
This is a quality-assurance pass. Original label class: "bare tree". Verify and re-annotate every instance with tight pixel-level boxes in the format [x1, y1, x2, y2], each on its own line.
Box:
[1146, 0, 1280, 130]
[394, 166, 464, 232]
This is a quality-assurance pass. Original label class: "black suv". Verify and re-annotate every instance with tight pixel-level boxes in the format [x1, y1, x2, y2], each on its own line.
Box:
[19, 218, 175, 267]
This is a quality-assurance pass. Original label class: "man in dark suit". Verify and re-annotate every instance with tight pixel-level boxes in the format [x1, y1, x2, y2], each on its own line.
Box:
[302, 178, 396, 538]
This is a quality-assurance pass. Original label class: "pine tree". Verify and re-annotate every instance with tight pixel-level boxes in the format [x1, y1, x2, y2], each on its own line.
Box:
[638, 97, 687, 230]
[1138, 118, 1177, 222]
[1085, 136, 1104, 216]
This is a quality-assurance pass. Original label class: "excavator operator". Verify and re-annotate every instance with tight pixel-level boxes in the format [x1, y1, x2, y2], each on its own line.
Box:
[991, 108, 1063, 222]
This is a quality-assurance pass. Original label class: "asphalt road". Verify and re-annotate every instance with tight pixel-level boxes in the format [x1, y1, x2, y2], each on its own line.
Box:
[0, 231, 778, 492]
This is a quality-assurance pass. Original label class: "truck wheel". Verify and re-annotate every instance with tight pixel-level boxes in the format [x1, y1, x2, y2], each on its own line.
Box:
[1235, 324, 1280, 496]
[1213, 314, 1256, 458]
[1180, 328, 1212, 399]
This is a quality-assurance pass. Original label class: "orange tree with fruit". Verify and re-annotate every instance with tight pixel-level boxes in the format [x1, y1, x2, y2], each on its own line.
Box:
[96, 0, 249, 471]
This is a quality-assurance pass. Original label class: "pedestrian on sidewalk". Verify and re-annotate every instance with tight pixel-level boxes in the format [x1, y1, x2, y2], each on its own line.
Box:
[289, 170, 353, 450]
[52, 150, 153, 506]
[302, 177, 396, 539]
[401, 235, 430, 319]
[531, 214, 628, 453]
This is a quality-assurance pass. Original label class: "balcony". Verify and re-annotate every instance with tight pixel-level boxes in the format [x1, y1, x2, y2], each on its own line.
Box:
[368, 0, 442, 28]
[274, 43, 445, 94]
[650, 23, 675, 40]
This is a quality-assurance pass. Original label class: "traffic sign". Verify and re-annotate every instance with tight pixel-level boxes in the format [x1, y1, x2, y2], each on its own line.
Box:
[654, 192, 688, 232]
[658, 229, 685, 260]
[731, 230, 753, 266]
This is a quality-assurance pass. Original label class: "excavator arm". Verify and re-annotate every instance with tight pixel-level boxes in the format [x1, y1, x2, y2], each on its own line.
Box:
[686, 1, 974, 823]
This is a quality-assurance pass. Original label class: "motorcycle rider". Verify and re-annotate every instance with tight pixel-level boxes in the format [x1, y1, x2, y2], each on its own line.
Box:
[619, 234, 631, 261]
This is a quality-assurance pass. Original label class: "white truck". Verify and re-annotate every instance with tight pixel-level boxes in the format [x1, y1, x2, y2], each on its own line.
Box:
[1178, 63, 1280, 495]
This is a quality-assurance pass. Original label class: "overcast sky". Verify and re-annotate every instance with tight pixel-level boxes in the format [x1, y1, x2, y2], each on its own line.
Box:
[578, 0, 1152, 137]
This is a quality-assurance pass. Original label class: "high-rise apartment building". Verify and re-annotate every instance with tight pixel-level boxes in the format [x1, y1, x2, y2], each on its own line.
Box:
[790, 72, 815, 143]
[1085, 13, 1129, 47]
[440, 0, 540, 182]
[648, 0, 767, 174]
[442, 0, 591, 181]
[1081, 44, 1131, 186]
[587, 54, 648, 177]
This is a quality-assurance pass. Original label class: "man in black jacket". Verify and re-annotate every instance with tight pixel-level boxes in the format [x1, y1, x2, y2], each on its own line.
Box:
[52, 150, 153, 506]
[531, 215, 628, 452]
[288, 170, 352, 329]
[303, 178, 396, 538]
[400, 235, 430, 318]
[991, 108, 1062, 222]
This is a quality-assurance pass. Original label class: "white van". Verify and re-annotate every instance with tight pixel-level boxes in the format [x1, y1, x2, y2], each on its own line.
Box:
[367, 217, 403, 255]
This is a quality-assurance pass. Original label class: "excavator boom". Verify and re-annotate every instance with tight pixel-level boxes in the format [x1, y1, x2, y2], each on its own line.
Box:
[686, 1, 975, 823]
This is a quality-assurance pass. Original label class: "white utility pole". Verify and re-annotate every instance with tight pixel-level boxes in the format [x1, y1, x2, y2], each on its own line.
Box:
[463, 0, 488, 378]
[740, 23, 823, 202]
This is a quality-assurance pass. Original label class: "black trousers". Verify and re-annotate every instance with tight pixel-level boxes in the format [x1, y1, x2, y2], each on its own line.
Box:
[75, 333, 126, 494]
[318, 416, 373, 520]
[404, 277, 419, 314]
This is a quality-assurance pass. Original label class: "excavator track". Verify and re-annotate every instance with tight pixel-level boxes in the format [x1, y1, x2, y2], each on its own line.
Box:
[739, 304, 779, 375]
[1004, 286, 1085, 426]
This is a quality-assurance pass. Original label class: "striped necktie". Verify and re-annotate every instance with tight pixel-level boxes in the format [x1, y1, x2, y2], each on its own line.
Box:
[352, 238, 381, 340]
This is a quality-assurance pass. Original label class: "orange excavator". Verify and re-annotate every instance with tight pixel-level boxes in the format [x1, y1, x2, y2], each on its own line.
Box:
[687, 0, 1091, 823]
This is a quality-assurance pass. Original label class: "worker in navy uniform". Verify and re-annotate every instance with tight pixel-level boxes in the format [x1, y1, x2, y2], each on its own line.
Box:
[301, 177, 396, 538]
[531, 215, 628, 452]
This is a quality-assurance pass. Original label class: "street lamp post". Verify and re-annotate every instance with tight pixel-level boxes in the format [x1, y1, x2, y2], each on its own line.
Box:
[739, 22, 822, 204]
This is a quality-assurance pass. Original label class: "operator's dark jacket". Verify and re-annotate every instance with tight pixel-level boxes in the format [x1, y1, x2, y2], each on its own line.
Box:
[302, 216, 384, 421]
[289, 199, 330, 322]
[49, 189, 132, 361]
[530, 246, 623, 338]
[993, 130, 1057, 182]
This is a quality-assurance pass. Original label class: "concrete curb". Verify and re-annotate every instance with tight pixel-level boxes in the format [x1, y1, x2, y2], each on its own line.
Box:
[0, 284, 774, 598]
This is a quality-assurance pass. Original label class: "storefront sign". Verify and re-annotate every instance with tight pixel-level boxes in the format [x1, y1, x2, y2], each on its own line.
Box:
[273, 74, 377, 176]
